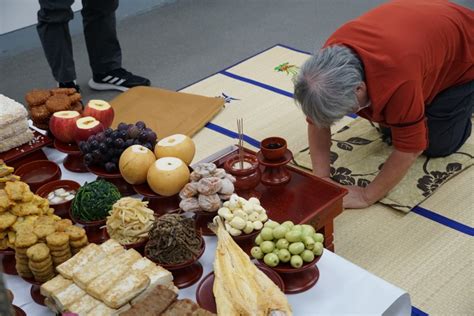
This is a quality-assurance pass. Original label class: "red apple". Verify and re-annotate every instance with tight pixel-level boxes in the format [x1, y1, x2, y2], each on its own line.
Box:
[49, 110, 81, 143]
[74, 116, 104, 143]
[83, 100, 115, 128]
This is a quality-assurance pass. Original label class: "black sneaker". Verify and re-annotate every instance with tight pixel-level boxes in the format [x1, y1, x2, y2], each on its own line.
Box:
[88, 68, 151, 92]
[58, 81, 81, 93]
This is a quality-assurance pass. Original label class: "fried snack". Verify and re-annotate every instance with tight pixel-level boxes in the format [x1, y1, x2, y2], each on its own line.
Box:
[27, 243, 50, 262]
[45, 94, 71, 112]
[34, 224, 56, 240]
[71, 102, 83, 113]
[30, 104, 50, 123]
[51, 88, 76, 95]
[25, 89, 51, 107]
[65, 225, 86, 241]
[69, 93, 81, 104]
[0, 189, 12, 209]
[0, 213, 17, 230]
[55, 219, 73, 232]
[5, 181, 29, 201]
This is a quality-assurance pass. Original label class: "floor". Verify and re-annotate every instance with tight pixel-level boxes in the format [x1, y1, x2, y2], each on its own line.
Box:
[1, 1, 473, 315]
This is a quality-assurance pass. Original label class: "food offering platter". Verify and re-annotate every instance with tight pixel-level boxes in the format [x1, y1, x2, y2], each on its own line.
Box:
[87, 165, 137, 196]
[53, 140, 88, 173]
[132, 182, 180, 215]
[0, 249, 17, 275]
[0, 130, 52, 169]
[258, 250, 323, 294]
[195, 264, 284, 313]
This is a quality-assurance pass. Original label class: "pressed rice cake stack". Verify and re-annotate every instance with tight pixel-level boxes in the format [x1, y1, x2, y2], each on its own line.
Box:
[0, 94, 33, 153]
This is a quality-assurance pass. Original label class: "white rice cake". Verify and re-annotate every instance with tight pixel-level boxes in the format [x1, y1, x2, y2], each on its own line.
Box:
[102, 271, 150, 309]
[52, 283, 86, 312]
[40, 274, 73, 297]
[67, 294, 101, 315]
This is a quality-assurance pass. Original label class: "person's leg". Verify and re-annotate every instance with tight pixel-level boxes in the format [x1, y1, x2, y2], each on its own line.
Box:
[424, 80, 474, 158]
[81, 0, 121, 74]
[37, 0, 76, 83]
[81, 0, 150, 91]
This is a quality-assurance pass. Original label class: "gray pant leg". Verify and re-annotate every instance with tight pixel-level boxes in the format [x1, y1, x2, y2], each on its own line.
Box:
[81, 0, 121, 75]
[424, 80, 474, 158]
[37, 0, 76, 83]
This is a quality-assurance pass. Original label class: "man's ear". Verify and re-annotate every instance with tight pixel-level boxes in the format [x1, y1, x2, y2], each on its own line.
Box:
[355, 81, 366, 95]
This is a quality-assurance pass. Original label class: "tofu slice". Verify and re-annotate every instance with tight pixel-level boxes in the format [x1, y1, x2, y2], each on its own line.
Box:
[102, 271, 150, 309]
[87, 264, 129, 300]
[40, 274, 73, 297]
[99, 239, 125, 255]
[52, 283, 86, 312]
[131, 258, 173, 288]
[67, 294, 101, 315]
[56, 244, 104, 279]
[73, 255, 115, 289]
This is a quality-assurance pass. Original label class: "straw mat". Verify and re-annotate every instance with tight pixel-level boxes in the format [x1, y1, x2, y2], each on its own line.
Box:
[179, 45, 473, 314]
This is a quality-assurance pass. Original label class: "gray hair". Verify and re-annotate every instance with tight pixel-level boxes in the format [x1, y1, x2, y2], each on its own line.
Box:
[294, 45, 364, 127]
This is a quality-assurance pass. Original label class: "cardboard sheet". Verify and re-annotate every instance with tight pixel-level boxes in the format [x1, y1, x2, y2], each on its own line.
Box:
[110, 86, 224, 138]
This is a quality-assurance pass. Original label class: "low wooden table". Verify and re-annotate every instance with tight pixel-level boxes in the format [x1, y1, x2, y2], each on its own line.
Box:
[214, 148, 347, 251]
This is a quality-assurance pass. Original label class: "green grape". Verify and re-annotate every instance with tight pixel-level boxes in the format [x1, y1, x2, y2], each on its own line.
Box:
[276, 238, 289, 250]
[285, 230, 302, 243]
[278, 249, 291, 263]
[290, 255, 303, 268]
[301, 249, 315, 262]
[260, 227, 274, 241]
[251, 246, 264, 260]
[260, 241, 275, 254]
[263, 253, 280, 267]
[272, 225, 288, 239]
[288, 242, 305, 255]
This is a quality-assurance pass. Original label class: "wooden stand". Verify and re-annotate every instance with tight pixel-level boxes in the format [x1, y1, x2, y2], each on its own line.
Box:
[54, 140, 88, 173]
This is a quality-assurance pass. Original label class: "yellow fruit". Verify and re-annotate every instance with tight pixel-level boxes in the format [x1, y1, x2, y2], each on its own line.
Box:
[119, 145, 156, 184]
[147, 157, 190, 196]
[154, 134, 195, 165]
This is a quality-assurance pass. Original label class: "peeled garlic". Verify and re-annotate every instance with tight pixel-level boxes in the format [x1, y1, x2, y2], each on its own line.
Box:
[243, 221, 254, 234]
[253, 221, 263, 230]
[230, 216, 247, 230]
[228, 227, 242, 236]
[258, 213, 268, 222]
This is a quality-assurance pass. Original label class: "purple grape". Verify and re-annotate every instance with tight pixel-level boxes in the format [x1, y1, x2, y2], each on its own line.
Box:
[139, 131, 148, 142]
[84, 153, 93, 165]
[104, 128, 113, 136]
[127, 126, 140, 139]
[105, 137, 113, 147]
[104, 162, 117, 173]
[136, 121, 146, 129]
[133, 139, 141, 145]
[118, 122, 128, 131]
[114, 138, 124, 148]
[88, 135, 96, 143]
[91, 149, 102, 162]
[89, 140, 99, 150]
[110, 131, 120, 140]
[95, 132, 105, 143]
[143, 143, 153, 151]
[79, 141, 90, 154]
[147, 131, 157, 143]
[125, 139, 134, 148]
[118, 130, 128, 139]
[99, 143, 108, 153]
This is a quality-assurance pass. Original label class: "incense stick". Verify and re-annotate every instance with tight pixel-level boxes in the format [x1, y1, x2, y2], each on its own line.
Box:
[237, 118, 244, 169]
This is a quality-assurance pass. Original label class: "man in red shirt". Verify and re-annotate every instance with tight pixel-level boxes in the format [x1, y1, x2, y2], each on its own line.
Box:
[294, 0, 473, 209]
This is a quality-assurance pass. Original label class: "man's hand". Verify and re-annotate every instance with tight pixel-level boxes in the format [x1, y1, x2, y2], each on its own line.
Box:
[343, 185, 372, 209]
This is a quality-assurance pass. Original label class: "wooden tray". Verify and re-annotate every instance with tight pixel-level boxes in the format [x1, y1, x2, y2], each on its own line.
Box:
[0, 130, 52, 169]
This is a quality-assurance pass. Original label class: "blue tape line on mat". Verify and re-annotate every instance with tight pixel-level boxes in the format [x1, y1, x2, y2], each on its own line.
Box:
[206, 122, 261, 148]
[412, 206, 474, 236]
[221, 71, 294, 98]
[412, 306, 429, 316]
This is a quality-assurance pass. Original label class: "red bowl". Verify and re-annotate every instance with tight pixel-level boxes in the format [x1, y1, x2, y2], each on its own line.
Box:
[260, 137, 287, 161]
[258, 249, 323, 274]
[195, 264, 284, 313]
[68, 207, 106, 230]
[14, 160, 61, 192]
[36, 180, 80, 219]
[146, 235, 205, 270]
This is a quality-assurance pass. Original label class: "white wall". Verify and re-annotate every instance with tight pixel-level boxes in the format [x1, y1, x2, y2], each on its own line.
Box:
[0, 0, 82, 35]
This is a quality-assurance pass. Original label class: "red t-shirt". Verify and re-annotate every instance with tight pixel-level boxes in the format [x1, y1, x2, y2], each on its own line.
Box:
[324, 0, 474, 152]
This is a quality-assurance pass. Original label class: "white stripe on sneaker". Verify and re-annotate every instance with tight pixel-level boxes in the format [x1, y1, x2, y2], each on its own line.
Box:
[108, 77, 120, 84]
[102, 75, 113, 82]
[116, 79, 126, 85]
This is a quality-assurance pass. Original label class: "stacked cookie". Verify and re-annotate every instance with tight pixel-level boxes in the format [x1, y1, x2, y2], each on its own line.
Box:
[25, 88, 83, 130]
[46, 232, 72, 267]
[65, 226, 89, 255]
[14, 233, 38, 279]
[27, 243, 55, 283]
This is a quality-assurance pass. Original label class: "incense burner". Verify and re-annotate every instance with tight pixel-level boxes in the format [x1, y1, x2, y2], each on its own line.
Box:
[223, 153, 261, 192]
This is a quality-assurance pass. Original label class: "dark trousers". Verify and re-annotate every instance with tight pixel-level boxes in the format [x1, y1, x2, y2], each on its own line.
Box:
[382, 80, 473, 157]
[37, 0, 122, 83]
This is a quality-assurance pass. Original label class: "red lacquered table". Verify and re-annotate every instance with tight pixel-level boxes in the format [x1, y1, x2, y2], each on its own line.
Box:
[214, 148, 347, 252]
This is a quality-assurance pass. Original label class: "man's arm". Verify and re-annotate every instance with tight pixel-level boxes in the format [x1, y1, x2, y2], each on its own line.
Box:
[307, 123, 332, 178]
[344, 148, 422, 208]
